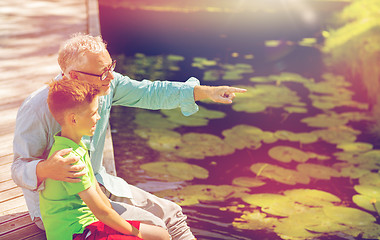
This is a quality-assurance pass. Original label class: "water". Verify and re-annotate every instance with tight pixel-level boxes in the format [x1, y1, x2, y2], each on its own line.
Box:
[100, 2, 379, 239]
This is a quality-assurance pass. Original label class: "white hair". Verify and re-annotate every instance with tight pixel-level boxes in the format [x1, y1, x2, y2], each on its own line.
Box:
[58, 33, 107, 77]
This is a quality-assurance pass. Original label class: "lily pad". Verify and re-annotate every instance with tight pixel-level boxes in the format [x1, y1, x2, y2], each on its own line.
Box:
[352, 194, 380, 213]
[352, 223, 380, 239]
[232, 210, 278, 230]
[312, 126, 360, 144]
[203, 70, 220, 81]
[301, 112, 349, 128]
[251, 163, 310, 185]
[284, 106, 308, 113]
[140, 161, 209, 181]
[323, 206, 376, 226]
[354, 185, 380, 198]
[340, 166, 370, 179]
[274, 216, 321, 239]
[284, 189, 341, 207]
[155, 184, 250, 206]
[161, 106, 225, 127]
[134, 111, 179, 129]
[242, 193, 296, 217]
[231, 84, 304, 113]
[297, 163, 341, 180]
[359, 172, 380, 187]
[268, 146, 309, 163]
[305, 218, 349, 233]
[222, 125, 265, 150]
[337, 142, 373, 152]
[250, 72, 313, 84]
[176, 133, 235, 159]
[232, 177, 266, 188]
[231, 101, 267, 113]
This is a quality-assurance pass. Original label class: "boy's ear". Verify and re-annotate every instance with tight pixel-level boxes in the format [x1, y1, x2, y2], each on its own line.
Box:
[66, 113, 77, 126]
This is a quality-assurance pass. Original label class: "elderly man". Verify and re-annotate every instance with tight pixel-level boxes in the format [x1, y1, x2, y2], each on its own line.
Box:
[12, 33, 246, 240]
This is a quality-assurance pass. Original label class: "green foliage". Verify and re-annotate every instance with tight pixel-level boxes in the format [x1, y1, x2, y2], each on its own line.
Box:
[113, 53, 184, 80]
[322, 0, 380, 132]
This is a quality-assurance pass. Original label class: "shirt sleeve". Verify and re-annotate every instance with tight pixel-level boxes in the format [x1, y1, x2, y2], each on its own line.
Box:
[111, 72, 200, 116]
[62, 158, 93, 196]
[11, 88, 59, 191]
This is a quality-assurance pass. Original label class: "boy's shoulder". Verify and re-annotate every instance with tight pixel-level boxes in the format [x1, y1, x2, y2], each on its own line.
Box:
[50, 137, 88, 161]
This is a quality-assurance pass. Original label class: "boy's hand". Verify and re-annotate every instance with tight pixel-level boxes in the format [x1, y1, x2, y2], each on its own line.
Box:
[36, 148, 86, 184]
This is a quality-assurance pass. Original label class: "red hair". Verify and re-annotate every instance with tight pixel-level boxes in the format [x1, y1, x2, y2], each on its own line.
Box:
[47, 78, 99, 125]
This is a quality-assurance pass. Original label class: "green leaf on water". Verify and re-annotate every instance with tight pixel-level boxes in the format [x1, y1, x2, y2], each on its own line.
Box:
[222, 124, 266, 150]
[352, 194, 380, 213]
[359, 172, 380, 187]
[354, 185, 380, 198]
[140, 161, 209, 181]
[242, 193, 296, 217]
[312, 126, 360, 144]
[284, 189, 341, 207]
[161, 106, 225, 127]
[251, 163, 310, 185]
[134, 111, 180, 129]
[176, 133, 235, 159]
[155, 184, 250, 206]
[268, 146, 310, 163]
[337, 142, 373, 152]
[232, 210, 278, 230]
[297, 163, 341, 180]
[232, 177, 266, 188]
[323, 206, 376, 226]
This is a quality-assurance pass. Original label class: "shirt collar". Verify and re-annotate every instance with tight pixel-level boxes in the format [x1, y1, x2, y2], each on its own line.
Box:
[53, 132, 88, 156]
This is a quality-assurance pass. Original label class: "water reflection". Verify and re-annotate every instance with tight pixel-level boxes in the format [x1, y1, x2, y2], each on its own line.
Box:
[101, 1, 380, 239]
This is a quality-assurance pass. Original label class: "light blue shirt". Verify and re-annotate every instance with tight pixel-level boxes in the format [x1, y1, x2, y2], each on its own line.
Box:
[12, 72, 200, 220]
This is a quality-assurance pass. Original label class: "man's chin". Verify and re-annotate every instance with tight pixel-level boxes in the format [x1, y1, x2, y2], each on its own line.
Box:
[100, 87, 111, 96]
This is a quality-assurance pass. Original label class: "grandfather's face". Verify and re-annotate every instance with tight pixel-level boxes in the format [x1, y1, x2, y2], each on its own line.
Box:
[73, 50, 114, 96]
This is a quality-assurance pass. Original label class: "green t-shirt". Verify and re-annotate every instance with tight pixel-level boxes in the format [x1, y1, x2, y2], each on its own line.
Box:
[39, 133, 98, 240]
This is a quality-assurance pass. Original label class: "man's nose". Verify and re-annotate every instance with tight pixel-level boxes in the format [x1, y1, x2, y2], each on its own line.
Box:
[107, 71, 114, 81]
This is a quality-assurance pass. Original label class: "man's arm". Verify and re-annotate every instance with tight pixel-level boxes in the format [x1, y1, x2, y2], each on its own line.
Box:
[193, 85, 247, 103]
[111, 73, 246, 117]
[78, 185, 142, 238]
[36, 149, 85, 185]
[12, 87, 85, 191]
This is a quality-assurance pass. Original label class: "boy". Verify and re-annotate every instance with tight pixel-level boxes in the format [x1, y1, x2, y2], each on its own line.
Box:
[40, 78, 170, 240]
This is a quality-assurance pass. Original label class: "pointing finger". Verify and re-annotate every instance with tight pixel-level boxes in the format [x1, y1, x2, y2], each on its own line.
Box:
[229, 87, 247, 93]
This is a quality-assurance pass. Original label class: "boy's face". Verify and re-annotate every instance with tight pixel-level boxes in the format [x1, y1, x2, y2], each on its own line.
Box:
[75, 96, 100, 137]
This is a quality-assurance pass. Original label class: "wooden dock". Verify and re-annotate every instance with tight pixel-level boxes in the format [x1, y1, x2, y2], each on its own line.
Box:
[0, 0, 115, 239]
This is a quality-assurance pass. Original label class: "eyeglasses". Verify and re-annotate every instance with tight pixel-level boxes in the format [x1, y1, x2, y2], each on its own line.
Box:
[74, 60, 116, 81]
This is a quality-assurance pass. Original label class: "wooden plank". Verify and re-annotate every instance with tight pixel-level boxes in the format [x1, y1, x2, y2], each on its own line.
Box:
[0, 168, 11, 183]
[0, 196, 27, 216]
[0, 187, 23, 203]
[0, 154, 13, 165]
[0, 162, 11, 173]
[0, 212, 29, 226]
[0, 180, 17, 192]
[0, 216, 45, 240]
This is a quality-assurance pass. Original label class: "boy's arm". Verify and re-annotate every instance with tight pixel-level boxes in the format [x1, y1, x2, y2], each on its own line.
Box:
[94, 182, 112, 209]
[78, 185, 142, 238]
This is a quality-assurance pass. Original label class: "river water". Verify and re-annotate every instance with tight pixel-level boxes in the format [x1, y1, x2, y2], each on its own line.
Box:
[99, 2, 379, 239]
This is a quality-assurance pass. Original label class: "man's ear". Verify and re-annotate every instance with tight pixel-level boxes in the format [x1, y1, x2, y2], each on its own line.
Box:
[69, 70, 79, 80]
